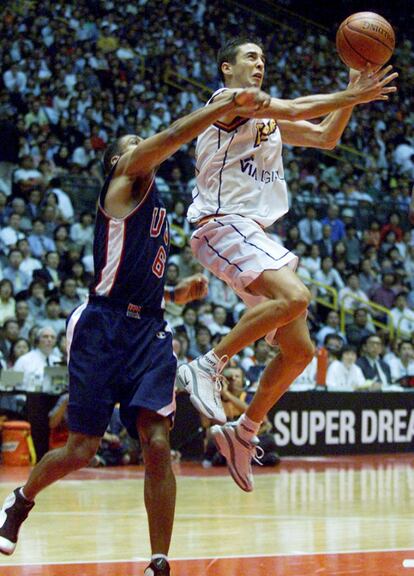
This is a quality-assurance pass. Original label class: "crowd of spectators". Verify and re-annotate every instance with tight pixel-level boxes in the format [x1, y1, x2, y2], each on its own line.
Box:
[0, 0, 414, 442]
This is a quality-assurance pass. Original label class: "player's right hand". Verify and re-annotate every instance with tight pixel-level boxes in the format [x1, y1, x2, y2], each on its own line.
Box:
[233, 88, 271, 114]
[349, 63, 398, 104]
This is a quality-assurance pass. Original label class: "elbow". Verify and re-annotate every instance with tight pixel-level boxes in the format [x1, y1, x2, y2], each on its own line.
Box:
[322, 139, 338, 150]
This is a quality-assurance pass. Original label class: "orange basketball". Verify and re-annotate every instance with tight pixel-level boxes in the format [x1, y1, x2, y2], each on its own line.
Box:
[336, 12, 395, 71]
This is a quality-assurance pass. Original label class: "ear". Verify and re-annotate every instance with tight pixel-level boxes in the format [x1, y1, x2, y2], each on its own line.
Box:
[221, 61, 232, 78]
[111, 155, 120, 166]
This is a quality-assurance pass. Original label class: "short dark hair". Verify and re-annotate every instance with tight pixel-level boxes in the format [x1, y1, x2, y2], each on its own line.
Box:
[102, 137, 125, 175]
[217, 36, 264, 82]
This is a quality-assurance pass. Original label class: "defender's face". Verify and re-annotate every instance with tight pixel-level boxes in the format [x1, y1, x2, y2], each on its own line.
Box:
[223, 43, 265, 88]
[111, 135, 142, 166]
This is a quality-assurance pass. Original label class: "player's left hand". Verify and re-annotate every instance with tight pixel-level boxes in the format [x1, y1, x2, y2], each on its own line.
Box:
[173, 274, 209, 304]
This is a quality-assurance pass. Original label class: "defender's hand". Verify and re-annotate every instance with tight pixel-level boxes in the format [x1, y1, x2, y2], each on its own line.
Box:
[173, 274, 209, 304]
[233, 88, 271, 114]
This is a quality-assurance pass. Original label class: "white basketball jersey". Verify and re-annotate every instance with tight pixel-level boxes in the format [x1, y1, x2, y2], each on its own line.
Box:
[187, 88, 288, 229]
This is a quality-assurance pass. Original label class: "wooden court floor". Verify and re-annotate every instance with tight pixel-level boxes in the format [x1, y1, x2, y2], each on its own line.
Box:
[0, 453, 414, 575]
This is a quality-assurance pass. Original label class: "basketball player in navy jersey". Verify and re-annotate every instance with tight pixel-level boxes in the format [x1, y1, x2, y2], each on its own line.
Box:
[0, 87, 271, 575]
[177, 37, 398, 493]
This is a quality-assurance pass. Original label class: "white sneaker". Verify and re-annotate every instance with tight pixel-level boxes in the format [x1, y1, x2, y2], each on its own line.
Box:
[176, 355, 227, 424]
[211, 423, 263, 492]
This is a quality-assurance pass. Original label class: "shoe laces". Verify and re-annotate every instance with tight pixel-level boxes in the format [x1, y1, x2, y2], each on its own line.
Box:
[212, 355, 228, 397]
[252, 442, 265, 466]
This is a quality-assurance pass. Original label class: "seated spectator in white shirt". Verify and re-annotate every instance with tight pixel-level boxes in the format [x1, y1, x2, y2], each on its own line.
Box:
[13, 155, 43, 195]
[338, 272, 371, 313]
[314, 256, 345, 296]
[16, 238, 42, 279]
[241, 339, 271, 376]
[389, 292, 414, 339]
[301, 243, 322, 276]
[2, 248, 31, 293]
[46, 179, 75, 222]
[315, 310, 346, 346]
[0, 279, 16, 325]
[206, 274, 240, 313]
[389, 340, 414, 386]
[37, 297, 66, 334]
[59, 277, 82, 317]
[70, 211, 94, 255]
[326, 346, 366, 391]
[206, 305, 231, 338]
[28, 219, 56, 259]
[13, 326, 61, 392]
[298, 205, 323, 246]
[0, 212, 26, 249]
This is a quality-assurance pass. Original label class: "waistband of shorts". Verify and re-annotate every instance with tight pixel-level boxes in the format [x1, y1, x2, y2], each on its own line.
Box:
[196, 214, 265, 229]
[88, 295, 164, 319]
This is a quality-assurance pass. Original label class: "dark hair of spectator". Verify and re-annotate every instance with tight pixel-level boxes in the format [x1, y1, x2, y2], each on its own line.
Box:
[217, 36, 264, 82]
[102, 137, 125, 175]
[340, 345, 357, 358]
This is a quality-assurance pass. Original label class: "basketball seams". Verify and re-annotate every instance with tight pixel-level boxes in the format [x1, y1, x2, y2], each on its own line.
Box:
[345, 22, 394, 52]
[338, 28, 367, 68]
[336, 13, 394, 69]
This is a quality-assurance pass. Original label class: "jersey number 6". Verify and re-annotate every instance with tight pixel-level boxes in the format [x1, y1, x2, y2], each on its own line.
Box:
[152, 246, 167, 278]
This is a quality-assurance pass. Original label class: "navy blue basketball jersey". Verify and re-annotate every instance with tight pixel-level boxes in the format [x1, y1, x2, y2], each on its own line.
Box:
[91, 168, 169, 308]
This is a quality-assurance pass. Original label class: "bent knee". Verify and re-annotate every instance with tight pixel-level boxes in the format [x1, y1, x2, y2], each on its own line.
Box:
[66, 436, 99, 468]
[272, 286, 311, 318]
[286, 340, 315, 368]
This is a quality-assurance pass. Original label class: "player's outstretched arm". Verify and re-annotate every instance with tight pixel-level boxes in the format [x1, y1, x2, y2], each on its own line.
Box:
[278, 69, 362, 149]
[254, 64, 397, 122]
[165, 274, 209, 305]
[116, 89, 270, 179]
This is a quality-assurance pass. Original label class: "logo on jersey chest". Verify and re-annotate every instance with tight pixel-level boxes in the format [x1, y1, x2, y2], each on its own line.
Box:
[254, 119, 277, 148]
[240, 155, 285, 183]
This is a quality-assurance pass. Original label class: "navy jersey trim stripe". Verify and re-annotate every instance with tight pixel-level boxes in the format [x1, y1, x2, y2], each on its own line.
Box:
[203, 236, 243, 272]
[216, 131, 236, 215]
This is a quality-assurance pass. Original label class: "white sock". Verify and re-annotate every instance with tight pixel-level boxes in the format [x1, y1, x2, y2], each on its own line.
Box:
[199, 349, 221, 370]
[237, 414, 260, 440]
[151, 553, 168, 562]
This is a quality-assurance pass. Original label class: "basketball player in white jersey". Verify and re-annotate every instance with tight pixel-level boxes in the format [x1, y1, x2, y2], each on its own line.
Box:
[176, 37, 397, 492]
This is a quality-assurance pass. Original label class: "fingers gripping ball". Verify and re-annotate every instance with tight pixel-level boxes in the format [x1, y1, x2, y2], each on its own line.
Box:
[336, 12, 395, 71]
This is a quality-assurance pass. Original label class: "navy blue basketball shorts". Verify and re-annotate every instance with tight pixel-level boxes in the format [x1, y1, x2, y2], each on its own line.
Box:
[66, 297, 177, 438]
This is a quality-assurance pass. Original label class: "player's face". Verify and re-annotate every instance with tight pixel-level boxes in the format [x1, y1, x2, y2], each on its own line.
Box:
[111, 135, 142, 166]
[123, 134, 142, 153]
[225, 43, 265, 88]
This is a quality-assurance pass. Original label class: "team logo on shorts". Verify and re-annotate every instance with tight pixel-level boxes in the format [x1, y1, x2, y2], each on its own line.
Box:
[156, 331, 167, 339]
[127, 303, 142, 319]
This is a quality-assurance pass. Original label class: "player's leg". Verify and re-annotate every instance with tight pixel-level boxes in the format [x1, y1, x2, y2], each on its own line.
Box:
[177, 267, 310, 424]
[211, 314, 314, 492]
[23, 432, 102, 500]
[0, 432, 101, 555]
[213, 268, 311, 358]
[245, 312, 314, 422]
[138, 409, 175, 576]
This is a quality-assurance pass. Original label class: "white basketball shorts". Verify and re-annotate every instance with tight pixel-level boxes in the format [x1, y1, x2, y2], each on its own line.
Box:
[191, 215, 298, 345]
